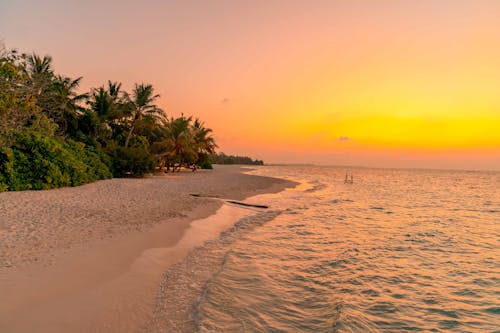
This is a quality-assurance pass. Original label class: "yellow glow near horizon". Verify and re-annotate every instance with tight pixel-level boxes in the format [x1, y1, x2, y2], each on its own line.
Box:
[215, 37, 500, 154]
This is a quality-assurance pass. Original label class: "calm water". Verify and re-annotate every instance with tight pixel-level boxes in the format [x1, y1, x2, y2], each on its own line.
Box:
[196, 166, 500, 332]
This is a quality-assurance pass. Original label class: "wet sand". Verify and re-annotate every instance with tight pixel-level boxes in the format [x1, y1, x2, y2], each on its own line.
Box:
[0, 165, 296, 333]
[144, 209, 284, 333]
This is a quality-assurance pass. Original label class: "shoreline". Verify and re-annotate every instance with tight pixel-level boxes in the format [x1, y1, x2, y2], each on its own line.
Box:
[0, 165, 293, 269]
[144, 208, 285, 333]
[0, 165, 297, 333]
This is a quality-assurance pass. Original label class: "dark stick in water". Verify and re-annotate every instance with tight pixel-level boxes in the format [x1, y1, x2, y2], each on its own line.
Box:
[226, 201, 269, 209]
[190, 194, 268, 209]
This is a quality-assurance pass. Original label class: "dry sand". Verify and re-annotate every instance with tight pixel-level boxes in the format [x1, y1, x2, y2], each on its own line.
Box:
[0, 165, 296, 333]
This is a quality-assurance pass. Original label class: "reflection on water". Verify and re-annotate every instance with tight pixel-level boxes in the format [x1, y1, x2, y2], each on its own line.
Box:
[196, 166, 500, 332]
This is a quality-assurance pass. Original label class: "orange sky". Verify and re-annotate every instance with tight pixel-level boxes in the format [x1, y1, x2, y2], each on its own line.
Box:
[1, 0, 499, 170]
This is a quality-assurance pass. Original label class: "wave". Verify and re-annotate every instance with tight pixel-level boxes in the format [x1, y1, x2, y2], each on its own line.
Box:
[143, 209, 283, 333]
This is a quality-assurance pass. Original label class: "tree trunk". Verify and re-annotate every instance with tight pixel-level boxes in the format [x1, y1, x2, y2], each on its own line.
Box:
[124, 122, 135, 148]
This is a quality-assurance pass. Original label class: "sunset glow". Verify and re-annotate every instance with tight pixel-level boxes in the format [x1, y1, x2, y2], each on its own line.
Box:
[1, 2, 500, 332]
[1, 0, 499, 169]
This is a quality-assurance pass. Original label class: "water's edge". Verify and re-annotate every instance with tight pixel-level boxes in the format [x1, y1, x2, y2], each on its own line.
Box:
[143, 196, 293, 332]
[145, 165, 500, 333]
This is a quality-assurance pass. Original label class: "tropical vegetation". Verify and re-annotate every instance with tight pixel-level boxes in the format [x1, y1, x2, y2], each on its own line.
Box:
[210, 153, 264, 165]
[0, 46, 219, 191]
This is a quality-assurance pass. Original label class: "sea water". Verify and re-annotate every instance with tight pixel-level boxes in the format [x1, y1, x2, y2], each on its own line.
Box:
[195, 166, 499, 332]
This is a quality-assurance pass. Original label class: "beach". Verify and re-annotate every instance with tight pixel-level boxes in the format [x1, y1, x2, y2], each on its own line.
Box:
[2, 1, 498, 331]
[0, 165, 296, 333]
[2, 166, 498, 332]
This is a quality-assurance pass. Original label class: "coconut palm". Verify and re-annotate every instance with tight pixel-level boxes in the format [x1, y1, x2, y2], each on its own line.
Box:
[88, 81, 127, 119]
[151, 116, 197, 171]
[26, 53, 53, 76]
[48, 75, 88, 135]
[86, 81, 130, 141]
[25, 53, 86, 136]
[124, 83, 164, 147]
[26, 53, 54, 98]
[192, 118, 217, 165]
[88, 87, 112, 119]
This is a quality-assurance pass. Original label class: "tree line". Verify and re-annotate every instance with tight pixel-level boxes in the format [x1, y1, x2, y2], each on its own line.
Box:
[0, 47, 218, 190]
[209, 153, 264, 165]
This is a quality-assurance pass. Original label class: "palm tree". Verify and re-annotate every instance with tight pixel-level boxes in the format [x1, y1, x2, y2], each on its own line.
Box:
[49, 75, 88, 135]
[88, 87, 112, 119]
[151, 115, 197, 171]
[86, 81, 129, 141]
[25, 54, 87, 136]
[124, 83, 164, 147]
[26, 53, 54, 97]
[88, 81, 126, 118]
[26, 53, 53, 76]
[192, 118, 217, 164]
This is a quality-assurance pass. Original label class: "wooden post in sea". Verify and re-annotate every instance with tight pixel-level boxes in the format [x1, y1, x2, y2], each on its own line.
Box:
[344, 171, 354, 184]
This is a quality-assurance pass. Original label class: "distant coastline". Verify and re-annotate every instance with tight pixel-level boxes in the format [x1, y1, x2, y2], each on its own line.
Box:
[266, 163, 500, 173]
[210, 152, 264, 165]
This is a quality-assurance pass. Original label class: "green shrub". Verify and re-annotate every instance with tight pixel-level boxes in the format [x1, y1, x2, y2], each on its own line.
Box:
[198, 160, 213, 169]
[0, 147, 13, 191]
[107, 145, 155, 177]
[0, 130, 112, 191]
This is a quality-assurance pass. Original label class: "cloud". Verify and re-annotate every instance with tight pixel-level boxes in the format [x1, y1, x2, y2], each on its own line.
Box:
[221, 98, 230, 103]
[338, 136, 350, 141]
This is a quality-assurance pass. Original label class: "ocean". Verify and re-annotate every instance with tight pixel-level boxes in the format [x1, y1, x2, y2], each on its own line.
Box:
[194, 166, 499, 332]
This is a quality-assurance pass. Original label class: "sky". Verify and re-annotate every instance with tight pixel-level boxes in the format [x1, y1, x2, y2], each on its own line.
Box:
[1, 0, 499, 170]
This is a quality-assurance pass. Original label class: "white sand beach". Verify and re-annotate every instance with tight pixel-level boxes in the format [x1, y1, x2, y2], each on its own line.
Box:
[0, 165, 295, 333]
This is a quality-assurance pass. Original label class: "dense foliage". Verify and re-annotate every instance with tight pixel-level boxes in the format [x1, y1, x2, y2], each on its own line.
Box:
[210, 152, 264, 165]
[0, 46, 217, 191]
